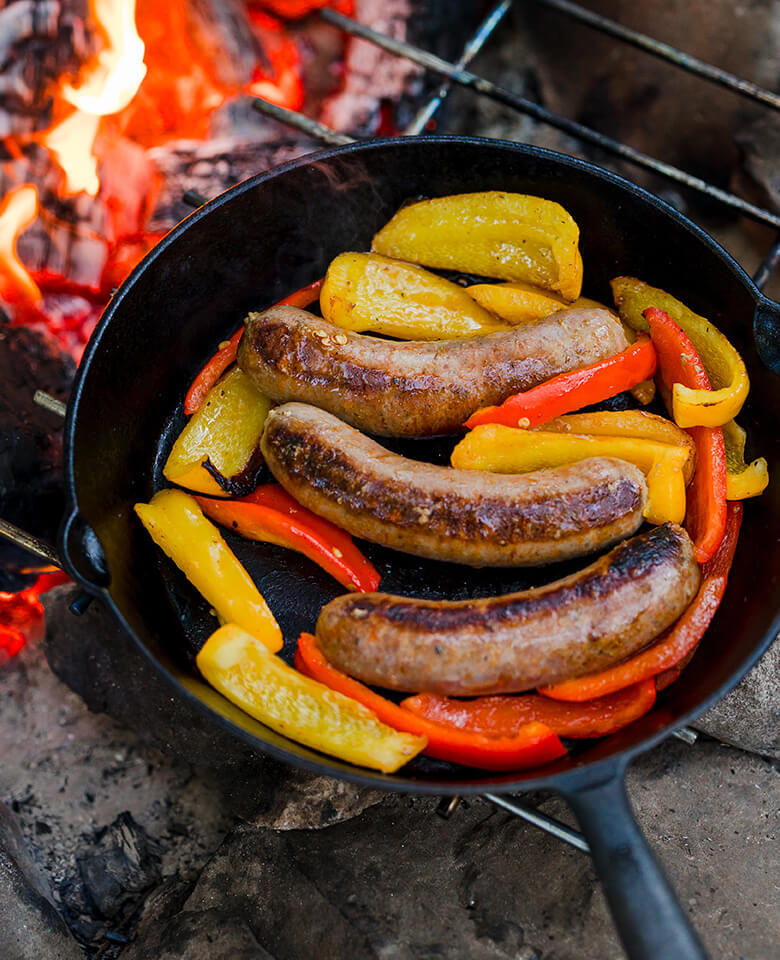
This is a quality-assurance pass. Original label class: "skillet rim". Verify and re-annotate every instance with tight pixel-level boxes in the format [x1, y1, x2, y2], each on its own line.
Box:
[61, 135, 780, 794]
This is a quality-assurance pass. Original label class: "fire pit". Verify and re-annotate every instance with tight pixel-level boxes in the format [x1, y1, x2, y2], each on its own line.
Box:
[1, 2, 778, 959]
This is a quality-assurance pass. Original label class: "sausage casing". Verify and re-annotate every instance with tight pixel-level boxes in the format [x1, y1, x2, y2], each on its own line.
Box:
[239, 304, 629, 437]
[261, 403, 648, 567]
[316, 523, 701, 695]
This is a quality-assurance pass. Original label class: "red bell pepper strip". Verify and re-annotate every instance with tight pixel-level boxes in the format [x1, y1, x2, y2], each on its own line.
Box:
[464, 336, 657, 430]
[295, 633, 567, 771]
[194, 484, 379, 593]
[644, 307, 727, 563]
[400, 679, 657, 740]
[183, 279, 324, 415]
[539, 501, 742, 702]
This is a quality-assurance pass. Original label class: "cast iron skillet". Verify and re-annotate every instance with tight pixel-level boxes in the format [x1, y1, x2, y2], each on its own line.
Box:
[59, 137, 780, 960]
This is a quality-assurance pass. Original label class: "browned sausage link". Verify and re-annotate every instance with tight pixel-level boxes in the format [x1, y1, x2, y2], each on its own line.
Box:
[316, 523, 700, 695]
[238, 304, 629, 437]
[261, 403, 648, 567]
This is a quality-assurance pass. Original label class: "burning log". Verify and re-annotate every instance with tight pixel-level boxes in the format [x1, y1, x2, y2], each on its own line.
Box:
[0, 319, 74, 590]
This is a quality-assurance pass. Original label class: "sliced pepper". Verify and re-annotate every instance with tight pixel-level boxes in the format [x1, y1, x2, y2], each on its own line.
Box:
[533, 410, 696, 483]
[320, 252, 508, 339]
[466, 280, 607, 324]
[295, 633, 566, 772]
[134, 489, 282, 651]
[401, 679, 657, 740]
[646, 307, 727, 563]
[198, 624, 425, 773]
[165, 368, 271, 497]
[184, 279, 323, 415]
[611, 277, 749, 427]
[539, 501, 742, 702]
[194, 484, 380, 593]
[452, 423, 690, 525]
[464, 336, 657, 430]
[372, 192, 583, 301]
[723, 419, 769, 500]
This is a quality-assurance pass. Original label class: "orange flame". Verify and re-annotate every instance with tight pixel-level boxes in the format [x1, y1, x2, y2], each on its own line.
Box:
[0, 186, 43, 310]
[45, 0, 147, 197]
[43, 112, 101, 196]
[63, 0, 147, 116]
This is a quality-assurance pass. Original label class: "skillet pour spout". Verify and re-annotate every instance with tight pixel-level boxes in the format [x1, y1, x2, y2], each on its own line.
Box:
[59, 138, 780, 960]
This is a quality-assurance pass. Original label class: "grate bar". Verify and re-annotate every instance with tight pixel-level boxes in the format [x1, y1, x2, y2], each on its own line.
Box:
[485, 793, 590, 852]
[0, 517, 62, 568]
[319, 8, 780, 231]
[533, 0, 780, 112]
[753, 237, 780, 292]
[250, 98, 354, 146]
[404, 0, 512, 135]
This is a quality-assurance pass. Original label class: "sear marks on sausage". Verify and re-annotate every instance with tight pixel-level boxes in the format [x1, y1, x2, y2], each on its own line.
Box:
[261, 403, 648, 568]
[316, 523, 701, 695]
[239, 304, 629, 437]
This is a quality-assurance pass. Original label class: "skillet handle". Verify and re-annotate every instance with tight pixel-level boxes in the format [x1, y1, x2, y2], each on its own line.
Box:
[561, 771, 708, 960]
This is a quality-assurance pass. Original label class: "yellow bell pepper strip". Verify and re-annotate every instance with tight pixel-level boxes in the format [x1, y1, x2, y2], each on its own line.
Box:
[611, 276, 749, 427]
[533, 410, 696, 484]
[465, 280, 607, 324]
[135, 490, 283, 651]
[372, 192, 583, 301]
[723, 419, 769, 500]
[451, 423, 690, 525]
[464, 336, 657, 430]
[295, 633, 567, 772]
[184, 279, 323, 415]
[320, 252, 508, 340]
[539, 502, 742, 702]
[194, 484, 380, 593]
[401, 678, 657, 740]
[198, 624, 425, 773]
[164, 368, 272, 497]
[646, 307, 727, 563]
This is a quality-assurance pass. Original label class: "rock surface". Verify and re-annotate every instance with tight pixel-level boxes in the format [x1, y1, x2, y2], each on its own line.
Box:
[125, 741, 778, 960]
[0, 801, 81, 960]
[693, 637, 780, 758]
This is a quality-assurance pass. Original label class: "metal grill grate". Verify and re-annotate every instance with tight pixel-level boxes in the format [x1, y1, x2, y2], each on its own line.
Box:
[7, 1, 777, 852]
[247, 0, 780, 290]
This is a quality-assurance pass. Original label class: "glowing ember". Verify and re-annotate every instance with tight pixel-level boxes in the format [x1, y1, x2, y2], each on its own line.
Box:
[0, 185, 43, 313]
[43, 112, 102, 197]
[247, 9, 305, 111]
[0, 572, 69, 661]
[63, 0, 147, 117]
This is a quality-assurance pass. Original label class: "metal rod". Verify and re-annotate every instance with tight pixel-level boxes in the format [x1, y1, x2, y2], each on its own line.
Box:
[485, 793, 590, 852]
[0, 518, 62, 568]
[533, 0, 780, 112]
[672, 727, 699, 745]
[182, 189, 208, 209]
[404, 0, 512, 135]
[33, 390, 66, 418]
[753, 237, 780, 292]
[320, 9, 780, 231]
[250, 98, 354, 146]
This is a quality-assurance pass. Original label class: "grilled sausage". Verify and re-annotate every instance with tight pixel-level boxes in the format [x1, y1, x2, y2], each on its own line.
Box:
[239, 304, 629, 437]
[261, 403, 648, 567]
[316, 523, 700, 695]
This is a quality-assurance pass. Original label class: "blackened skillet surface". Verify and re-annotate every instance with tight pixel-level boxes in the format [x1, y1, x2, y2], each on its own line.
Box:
[65, 137, 780, 792]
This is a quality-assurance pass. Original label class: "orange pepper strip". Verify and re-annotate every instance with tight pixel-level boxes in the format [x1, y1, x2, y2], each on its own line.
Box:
[183, 279, 323, 415]
[295, 633, 567, 771]
[539, 501, 742, 702]
[401, 679, 657, 740]
[465, 336, 657, 430]
[645, 307, 727, 563]
[195, 484, 380, 593]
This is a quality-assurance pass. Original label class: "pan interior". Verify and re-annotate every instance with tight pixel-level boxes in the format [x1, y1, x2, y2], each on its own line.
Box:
[66, 138, 780, 791]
